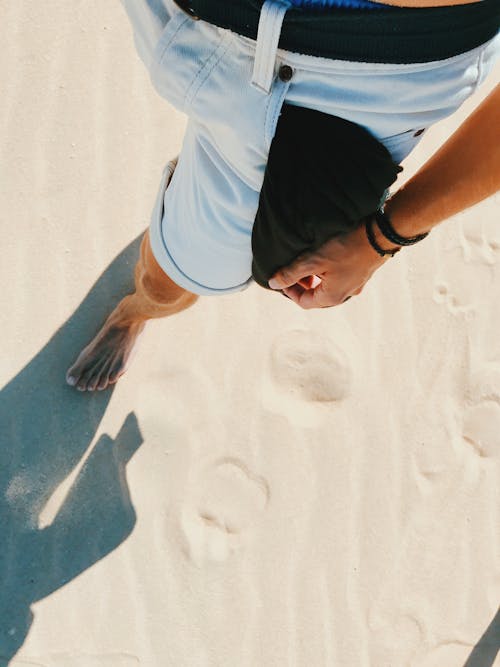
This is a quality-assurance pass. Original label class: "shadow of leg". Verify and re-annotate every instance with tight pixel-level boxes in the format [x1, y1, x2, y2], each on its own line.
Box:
[0, 235, 144, 665]
[463, 608, 500, 667]
[34, 412, 143, 600]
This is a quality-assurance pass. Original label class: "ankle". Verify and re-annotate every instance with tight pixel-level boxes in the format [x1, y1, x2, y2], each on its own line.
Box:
[107, 295, 148, 329]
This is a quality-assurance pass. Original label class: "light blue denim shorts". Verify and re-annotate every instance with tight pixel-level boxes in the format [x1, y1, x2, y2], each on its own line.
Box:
[121, 0, 500, 296]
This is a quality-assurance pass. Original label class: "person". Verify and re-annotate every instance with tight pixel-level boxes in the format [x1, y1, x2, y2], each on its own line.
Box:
[66, 0, 499, 391]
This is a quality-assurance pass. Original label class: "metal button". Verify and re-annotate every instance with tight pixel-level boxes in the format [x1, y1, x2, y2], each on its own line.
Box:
[173, 0, 200, 20]
[278, 64, 294, 82]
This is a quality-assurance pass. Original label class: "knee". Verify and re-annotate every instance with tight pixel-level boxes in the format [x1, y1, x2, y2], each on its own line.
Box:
[139, 270, 191, 307]
[136, 230, 198, 309]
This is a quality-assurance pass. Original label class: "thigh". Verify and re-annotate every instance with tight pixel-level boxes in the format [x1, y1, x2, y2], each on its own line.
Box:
[147, 31, 295, 296]
[148, 124, 259, 296]
[139, 228, 191, 303]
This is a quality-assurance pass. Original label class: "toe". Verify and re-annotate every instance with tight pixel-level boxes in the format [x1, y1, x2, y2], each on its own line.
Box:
[107, 369, 123, 386]
[93, 358, 114, 392]
[86, 376, 100, 392]
[97, 375, 111, 391]
[85, 359, 109, 392]
[66, 361, 83, 386]
[76, 367, 98, 392]
[106, 353, 127, 386]
[76, 377, 89, 391]
[66, 345, 92, 386]
[86, 361, 110, 392]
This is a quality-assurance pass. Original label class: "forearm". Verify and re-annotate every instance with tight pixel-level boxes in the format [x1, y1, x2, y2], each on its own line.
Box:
[385, 84, 500, 239]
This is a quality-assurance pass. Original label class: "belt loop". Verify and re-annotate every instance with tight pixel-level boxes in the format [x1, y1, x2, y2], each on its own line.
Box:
[251, 0, 291, 95]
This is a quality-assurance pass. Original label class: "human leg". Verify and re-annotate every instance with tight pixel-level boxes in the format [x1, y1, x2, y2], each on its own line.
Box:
[66, 229, 198, 391]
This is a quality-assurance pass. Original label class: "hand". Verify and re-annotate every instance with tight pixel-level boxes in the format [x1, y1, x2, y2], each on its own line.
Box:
[268, 221, 396, 309]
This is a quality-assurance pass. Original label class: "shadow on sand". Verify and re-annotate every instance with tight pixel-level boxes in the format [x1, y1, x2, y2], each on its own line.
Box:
[0, 235, 144, 666]
[1, 234, 498, 667]
[463, 607, 500, 667]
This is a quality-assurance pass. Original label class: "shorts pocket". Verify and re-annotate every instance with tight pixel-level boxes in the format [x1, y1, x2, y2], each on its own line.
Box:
[380, 128, 427, 164]
[182, 42, 294, 192]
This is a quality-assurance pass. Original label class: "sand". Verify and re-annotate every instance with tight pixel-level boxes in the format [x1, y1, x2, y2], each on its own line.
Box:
[1, 2, 499, 666]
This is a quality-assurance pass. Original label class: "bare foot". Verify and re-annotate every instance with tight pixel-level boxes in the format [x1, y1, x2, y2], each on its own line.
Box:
[66, 318, 145, 391]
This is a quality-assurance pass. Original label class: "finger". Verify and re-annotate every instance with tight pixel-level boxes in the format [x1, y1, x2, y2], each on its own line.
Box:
[269, 255, 321, 290]
[298, 282, 351, 309]
[282, 283, 307, 305]
[297, 275, 322, 290]
[283, 281, 327, 310]
[297, 284, 333, 309]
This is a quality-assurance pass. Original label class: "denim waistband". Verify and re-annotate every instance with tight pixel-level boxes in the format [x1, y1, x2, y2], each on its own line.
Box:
[174, 0, 499, 63]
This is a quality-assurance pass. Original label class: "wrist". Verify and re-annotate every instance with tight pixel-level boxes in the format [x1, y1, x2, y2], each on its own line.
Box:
[371, 216, 403, 253]
[383, 188, 435, 238]
[375, 208, 429, 247]
[363, 216, 402, 259]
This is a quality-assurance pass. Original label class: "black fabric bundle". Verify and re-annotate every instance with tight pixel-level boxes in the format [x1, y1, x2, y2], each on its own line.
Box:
[251, 105, 402, 288]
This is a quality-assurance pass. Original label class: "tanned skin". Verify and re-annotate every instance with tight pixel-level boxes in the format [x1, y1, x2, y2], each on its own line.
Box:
[67, 82, 498, 388]
[269, 84, 500, 308]
[66, 231, 196, 391]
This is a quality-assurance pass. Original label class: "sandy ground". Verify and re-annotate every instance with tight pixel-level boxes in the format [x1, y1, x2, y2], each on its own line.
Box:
[1, 2, 499, 666]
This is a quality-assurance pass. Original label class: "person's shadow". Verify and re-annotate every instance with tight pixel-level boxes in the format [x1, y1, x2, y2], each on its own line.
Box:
[463, 607, 500, 667]
[1, 235, 498, 667]
[0, 235, 145, 666]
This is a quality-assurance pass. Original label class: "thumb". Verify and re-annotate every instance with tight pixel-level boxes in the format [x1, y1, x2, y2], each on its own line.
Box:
[268, 254, 319, 290]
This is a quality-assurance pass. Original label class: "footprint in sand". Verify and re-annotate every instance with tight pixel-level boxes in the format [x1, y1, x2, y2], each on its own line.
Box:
[459, 214, 500, 266]
[432, 281, 475, 315]
[181, 458, 269, 564]
[432, 211, 500, 315]
[462, 400, 500, 458]
[412, 642, 473, 667]
[269, 330, 352, 402]
[368, 613, 423, 666]
[197, 458, 270, 533]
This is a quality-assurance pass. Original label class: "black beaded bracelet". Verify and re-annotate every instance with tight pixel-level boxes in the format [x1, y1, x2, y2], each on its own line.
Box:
[375, 209, 429, 246]
[364, 217, 401, 258]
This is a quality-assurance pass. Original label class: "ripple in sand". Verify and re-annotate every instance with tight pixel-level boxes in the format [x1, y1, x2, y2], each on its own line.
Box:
[468, 363, 500, 403]
[181, 458, 269, 564]
[412, 642, 472, 667]
[10, 658, 139, 667]
[270, 330, 351, 402]
[459, 216, 500, 265]
[368, 613, 423, 666]
[462, 400, 500, 458]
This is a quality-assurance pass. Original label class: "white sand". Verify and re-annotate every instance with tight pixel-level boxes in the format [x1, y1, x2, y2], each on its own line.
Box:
[1, 3, 499, 666]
